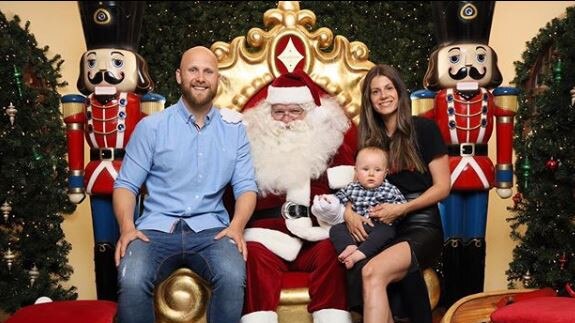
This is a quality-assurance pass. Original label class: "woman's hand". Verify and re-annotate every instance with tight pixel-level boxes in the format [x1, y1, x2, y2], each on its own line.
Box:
[343, 204, 373, 242]
[369, 202, 409, 224]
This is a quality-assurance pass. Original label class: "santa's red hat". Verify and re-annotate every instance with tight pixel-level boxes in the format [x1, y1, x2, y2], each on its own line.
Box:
[266, 71, 321, 106]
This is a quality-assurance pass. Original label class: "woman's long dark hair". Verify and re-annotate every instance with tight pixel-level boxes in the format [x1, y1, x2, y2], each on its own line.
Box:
[359, 64, 426, 173]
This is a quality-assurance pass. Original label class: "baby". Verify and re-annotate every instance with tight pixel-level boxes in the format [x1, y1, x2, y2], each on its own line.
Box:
[312, 146, 406, 268]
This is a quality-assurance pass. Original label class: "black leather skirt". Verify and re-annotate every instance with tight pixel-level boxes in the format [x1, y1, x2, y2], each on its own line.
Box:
[395, 193, 443, 269]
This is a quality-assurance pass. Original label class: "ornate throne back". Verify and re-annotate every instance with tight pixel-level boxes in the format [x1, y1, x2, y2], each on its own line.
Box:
[154, 2, 438, 322]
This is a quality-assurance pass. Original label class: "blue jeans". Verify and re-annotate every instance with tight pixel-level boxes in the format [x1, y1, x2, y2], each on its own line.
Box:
[116, 220, 246, 323]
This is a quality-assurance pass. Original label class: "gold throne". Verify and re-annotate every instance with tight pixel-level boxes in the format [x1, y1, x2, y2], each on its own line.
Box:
[154, 2, 440, 322]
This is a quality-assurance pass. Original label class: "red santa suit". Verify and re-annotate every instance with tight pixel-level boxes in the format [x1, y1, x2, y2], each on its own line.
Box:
[240, 72, 357, 323]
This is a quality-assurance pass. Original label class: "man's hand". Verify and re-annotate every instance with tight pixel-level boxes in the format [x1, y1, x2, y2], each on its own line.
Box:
[215, 227, 247, 261]
[114, 229, 149, 267]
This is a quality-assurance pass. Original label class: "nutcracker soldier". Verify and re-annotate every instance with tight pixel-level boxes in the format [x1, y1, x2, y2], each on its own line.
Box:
[411, 1, 517, 306]
[61, 1, 164, 300]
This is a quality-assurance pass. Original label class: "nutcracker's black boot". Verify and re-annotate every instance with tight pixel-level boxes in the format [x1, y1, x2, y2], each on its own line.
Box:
[440, 238, 464, 307]
[463, 238, 486, 297]
[95, 242, 118, 300]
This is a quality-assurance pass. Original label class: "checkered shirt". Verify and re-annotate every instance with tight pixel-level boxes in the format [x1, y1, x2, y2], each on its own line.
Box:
[335, 180, 406, 217]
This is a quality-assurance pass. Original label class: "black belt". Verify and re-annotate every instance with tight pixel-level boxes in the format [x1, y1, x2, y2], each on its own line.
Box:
[251, 203, 310, 220]
[252, 207, 282, 220]
[447, 143, 487, 157]
[90, 148, 126, 161]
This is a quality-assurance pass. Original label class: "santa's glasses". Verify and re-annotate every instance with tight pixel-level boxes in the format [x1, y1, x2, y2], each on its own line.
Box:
[271, 107, 305, 120]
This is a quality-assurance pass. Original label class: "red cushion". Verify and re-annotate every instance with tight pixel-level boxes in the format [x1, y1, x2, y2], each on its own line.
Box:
[495, 288, 557, 308]
[491, 297, 575, 323]
[6, 300, 117, 323]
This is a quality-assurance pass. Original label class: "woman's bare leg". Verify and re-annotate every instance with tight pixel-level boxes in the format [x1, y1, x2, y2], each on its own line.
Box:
[362, 241, 411, 323]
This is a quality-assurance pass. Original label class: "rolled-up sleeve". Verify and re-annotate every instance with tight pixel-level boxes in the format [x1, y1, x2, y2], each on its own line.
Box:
[114, 119, 155, 195]
[230, 124, 257, 198]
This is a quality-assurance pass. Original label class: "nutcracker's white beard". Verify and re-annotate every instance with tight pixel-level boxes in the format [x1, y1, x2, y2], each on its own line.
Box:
[243, 98, 349, 198]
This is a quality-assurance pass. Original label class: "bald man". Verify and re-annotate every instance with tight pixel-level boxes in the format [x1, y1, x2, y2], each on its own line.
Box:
[113, 46, 258, 323]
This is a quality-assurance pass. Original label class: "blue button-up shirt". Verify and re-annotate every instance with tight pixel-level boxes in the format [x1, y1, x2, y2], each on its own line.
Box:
[114, 98, 257, 233]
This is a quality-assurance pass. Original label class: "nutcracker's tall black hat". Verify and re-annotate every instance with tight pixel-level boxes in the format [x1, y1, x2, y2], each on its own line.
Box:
[432, 1, 496, 46]
[78, 1, 145, 51]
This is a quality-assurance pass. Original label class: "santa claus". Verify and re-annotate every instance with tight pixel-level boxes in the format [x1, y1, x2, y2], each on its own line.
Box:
[240, 71, 357, 323]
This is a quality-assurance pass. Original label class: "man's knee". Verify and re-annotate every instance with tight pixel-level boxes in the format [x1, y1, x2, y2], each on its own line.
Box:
[209, 239, 246, 289]
[117, 240, 156, 293]
[117, 262, 153, 294]
[219, 266, 245, 291]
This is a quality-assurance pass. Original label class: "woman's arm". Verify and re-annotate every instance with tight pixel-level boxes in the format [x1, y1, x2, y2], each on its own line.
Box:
[370, 154, 450, 223]
[403, 154, 450, 213]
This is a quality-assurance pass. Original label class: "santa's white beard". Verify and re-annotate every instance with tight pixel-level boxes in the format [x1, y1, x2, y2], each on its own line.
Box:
[243, 99, 349, 200]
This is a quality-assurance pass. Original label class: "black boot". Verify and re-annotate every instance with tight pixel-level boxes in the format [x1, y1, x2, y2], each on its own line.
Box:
[94, 242, 118, 300]
[399, 269, 432, 323]
[439, 238, 464, 307]
[463, 238, 486, 297]
[389, 281, 407, 320]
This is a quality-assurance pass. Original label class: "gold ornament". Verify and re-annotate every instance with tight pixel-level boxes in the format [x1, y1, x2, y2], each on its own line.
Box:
[4, 248, 16, 271]
[5, 102, 18, 126]
[29, 264, 40, 286]
[1, 201, 11, 222]
[522, 270, 532, 287]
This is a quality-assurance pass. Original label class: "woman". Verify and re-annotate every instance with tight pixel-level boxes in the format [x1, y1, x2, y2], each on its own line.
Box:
[344, 64, 450, 323]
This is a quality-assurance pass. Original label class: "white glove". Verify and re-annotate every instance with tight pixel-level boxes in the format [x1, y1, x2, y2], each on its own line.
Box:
[68, 192, 86, 204]
[496, 188, 512, 199]
[311, 194, 344, 225]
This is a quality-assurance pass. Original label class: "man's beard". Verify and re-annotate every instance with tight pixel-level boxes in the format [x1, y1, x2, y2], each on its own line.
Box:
[181, 83, 216, 107]
[243, 101, 349, 197]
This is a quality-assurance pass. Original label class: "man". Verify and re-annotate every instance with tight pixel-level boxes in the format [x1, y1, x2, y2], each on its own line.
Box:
[240, 71, 356, 323]
[62, 1, 163, 300]
[412, 1, 517, 306]
[113, 46, 258, 323]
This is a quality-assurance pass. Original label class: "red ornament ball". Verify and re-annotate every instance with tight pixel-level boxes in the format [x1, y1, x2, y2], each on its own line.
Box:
[546, 158, 558, 171]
